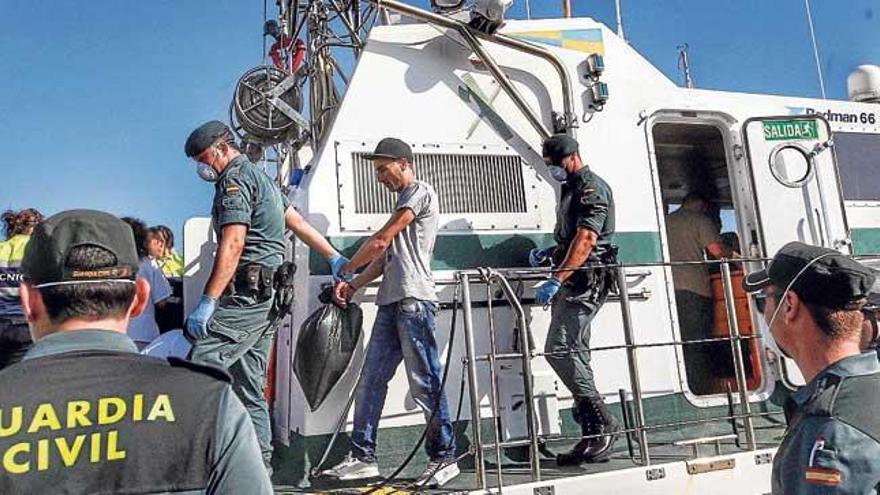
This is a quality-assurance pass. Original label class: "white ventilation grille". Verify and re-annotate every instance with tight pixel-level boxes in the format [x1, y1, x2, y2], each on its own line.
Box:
[351, 152, 528, 215]
[335, 140, 543, 232]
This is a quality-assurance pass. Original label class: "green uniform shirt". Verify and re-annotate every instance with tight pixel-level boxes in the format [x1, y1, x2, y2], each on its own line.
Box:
[212, 155, 289, 269]
[553, 165, 615, 260]
[773, 352, 880, 494]
[19, 330, 272, 495]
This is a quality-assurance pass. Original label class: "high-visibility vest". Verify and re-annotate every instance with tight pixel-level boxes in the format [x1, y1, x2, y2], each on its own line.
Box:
[0, 235, 30, 319]
[158, 250, 184, 278]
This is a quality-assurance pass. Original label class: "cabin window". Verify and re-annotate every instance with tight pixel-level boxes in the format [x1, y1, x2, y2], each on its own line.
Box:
[833, 132, 880, 201]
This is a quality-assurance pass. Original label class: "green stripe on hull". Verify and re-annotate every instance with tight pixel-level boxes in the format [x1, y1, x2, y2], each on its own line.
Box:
[852, 228, 880, 255]
[310, 232, 662, 275]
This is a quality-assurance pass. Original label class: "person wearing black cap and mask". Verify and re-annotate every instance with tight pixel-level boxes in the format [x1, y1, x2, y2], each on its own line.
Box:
[530, 134, 620, 466]
[184, 120, 349, 473]
[322, 137, 457, 488]
[743, 241, 880, 494]
[0, 209, 271, 494]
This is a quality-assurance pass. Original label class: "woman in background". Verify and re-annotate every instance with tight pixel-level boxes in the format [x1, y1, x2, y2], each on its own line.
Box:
[0, 208, 43, 369]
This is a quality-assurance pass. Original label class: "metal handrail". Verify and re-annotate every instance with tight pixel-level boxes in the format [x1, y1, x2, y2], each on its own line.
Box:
[486, 269, 542, 481]
[455, 258, 771, 490]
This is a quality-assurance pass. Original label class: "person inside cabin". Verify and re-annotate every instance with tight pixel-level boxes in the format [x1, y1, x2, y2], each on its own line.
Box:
[0, 209, 271, 494]
[529, 134, 621, 466]
[324, 137, 458, 488]
[122, 217, 173, 350]
[743, 242, 880, 494]
[0, 208, 43, 370]
[665, 191, 732, 394]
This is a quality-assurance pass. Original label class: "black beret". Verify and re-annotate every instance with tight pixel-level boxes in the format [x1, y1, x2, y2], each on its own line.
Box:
[185, 120, 231, 158]
[541, 134, 579, 166]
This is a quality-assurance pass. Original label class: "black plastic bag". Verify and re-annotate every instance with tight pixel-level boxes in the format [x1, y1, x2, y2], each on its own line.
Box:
[293, 289, 363, 411]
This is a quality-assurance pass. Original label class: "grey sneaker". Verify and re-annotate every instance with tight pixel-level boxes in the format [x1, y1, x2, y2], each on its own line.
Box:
[415, 460, 460, 488]
[320, 455, 380, 480]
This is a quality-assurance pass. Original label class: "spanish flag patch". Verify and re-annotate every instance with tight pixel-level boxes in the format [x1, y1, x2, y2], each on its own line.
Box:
[225, 185, 240, 194]
[805, 467, 841, 486]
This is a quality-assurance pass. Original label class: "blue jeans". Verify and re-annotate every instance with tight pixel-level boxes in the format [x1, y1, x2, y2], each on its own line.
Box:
[351, 299, 455, 463]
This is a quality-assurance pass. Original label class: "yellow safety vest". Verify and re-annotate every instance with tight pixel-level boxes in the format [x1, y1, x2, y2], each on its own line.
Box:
[158, 250, 184, 278]
[0, 234, 31, 318]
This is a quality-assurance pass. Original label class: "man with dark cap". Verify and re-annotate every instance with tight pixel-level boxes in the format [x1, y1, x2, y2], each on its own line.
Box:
[322, 137, 457, 488]
[184, 120, 349, 473]
[0, 209, 271, 494]
[743, 242, 880, 494]
[530, 133, 620, 465]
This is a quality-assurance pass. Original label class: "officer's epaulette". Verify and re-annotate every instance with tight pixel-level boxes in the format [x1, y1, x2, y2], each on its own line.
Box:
[167, 356, 232, 383]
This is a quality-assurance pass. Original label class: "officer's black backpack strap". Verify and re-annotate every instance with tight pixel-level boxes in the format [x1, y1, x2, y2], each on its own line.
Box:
[167, 356, 233, 383]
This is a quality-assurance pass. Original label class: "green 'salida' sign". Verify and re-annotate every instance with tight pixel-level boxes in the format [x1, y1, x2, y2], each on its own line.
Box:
[762, 119, 819, 141]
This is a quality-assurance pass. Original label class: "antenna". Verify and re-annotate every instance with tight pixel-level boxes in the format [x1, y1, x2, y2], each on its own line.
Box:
[615, 0, 626, 41]
[804, 0, 827, 99]
[677, 44, 695, 89]
[524, 0, 531, 20]
[562, 0, 571, 18]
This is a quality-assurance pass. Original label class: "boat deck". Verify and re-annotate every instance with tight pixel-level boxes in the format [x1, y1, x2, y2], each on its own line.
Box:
[273, 413, 786, 494]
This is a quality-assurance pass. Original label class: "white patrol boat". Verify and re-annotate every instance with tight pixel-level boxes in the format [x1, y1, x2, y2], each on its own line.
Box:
[179, 1, 880, 492]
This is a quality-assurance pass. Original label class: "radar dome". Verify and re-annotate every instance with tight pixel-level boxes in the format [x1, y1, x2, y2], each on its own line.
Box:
[847, 65, 880, 103]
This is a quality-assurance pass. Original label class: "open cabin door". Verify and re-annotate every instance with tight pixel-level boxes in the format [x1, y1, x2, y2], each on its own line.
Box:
[742, 115, 851, 386]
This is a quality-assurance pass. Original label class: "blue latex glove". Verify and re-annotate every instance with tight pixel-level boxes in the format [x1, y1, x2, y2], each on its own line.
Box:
[185, 295, 217, 341]
[535, 279, 561, 306]
[327, 252, 351, 281]
[529, 246, 554, 267]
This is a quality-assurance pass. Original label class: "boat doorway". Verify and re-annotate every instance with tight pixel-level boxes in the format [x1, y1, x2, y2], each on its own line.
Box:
[651, 121, 763, 397]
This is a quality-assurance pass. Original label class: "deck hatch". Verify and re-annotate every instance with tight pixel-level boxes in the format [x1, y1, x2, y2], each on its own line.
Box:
[351, 151, 529, 214]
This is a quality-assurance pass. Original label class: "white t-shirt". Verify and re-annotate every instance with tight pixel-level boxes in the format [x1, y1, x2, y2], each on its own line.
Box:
[127, 257, 173, 344]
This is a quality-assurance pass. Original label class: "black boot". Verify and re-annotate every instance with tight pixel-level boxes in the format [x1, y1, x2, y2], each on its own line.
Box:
[556, 398, 620, 466]
[581, 421, 620, 463]
[581, 399, 620, 463]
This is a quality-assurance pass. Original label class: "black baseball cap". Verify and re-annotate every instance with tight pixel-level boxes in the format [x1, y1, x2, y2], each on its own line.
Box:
[743, 241, 875, 310]
[185, 120, 232, 158]
[21, 209, 140, 287]
[542, 134, 579, 166]
[363, 137, 414, 162]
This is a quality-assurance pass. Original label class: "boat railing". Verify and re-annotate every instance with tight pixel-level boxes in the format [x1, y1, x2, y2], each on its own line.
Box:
[455, 257, 780, 491]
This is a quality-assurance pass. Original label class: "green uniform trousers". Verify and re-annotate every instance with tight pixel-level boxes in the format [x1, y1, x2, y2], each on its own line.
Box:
[544, 287, 608, 402]
[189, 293, 276, 461]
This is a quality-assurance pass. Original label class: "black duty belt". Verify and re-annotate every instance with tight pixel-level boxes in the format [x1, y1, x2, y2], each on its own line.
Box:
[226, 264, 275, 300]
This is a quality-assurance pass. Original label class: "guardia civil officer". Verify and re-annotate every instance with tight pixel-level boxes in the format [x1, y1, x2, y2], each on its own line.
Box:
[743, 242, 880, 494]
[530, 134, 620, 465]
[0, 209, 271, 494]
[184, 120, 349, 472]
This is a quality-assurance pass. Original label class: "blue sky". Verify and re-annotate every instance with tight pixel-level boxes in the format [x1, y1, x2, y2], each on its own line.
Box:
[2, 1, 878, 239]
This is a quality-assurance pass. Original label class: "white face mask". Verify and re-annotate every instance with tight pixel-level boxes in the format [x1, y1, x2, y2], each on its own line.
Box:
[761, 251, 839, 361]
[197, 162, 219, 182]
[549, 165, 568, 182]
[196, 147, 220, 182]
